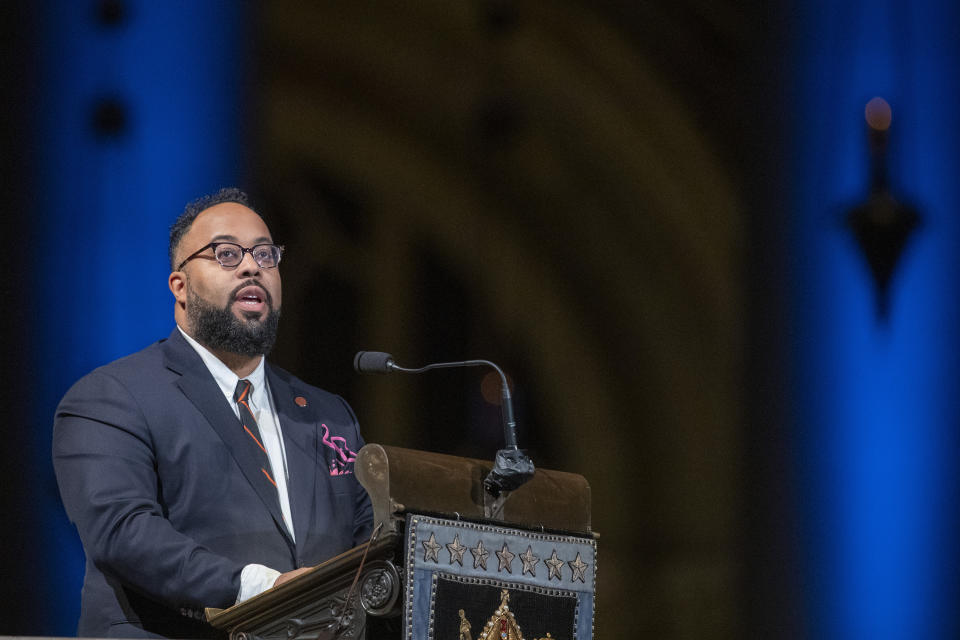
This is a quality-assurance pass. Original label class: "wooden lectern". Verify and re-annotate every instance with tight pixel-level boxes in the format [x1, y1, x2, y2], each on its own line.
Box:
[206, 444, 595, 640]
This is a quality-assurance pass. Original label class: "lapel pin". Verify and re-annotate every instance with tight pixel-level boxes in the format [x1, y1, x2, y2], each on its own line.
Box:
[294, 396, 307, 407]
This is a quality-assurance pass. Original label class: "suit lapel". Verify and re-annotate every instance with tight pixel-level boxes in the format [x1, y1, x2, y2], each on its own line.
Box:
[267, 365, 319, 552]
[162, 329, 291, 543]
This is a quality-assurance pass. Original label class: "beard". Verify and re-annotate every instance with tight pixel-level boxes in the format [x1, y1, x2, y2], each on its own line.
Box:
[186, 280, 281, 358]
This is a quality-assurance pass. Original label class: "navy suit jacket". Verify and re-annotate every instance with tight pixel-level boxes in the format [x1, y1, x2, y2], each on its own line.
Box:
[53, 329, 373, 638]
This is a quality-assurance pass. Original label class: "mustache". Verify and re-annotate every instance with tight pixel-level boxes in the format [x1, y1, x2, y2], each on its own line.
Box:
[229, 279, 274, 307]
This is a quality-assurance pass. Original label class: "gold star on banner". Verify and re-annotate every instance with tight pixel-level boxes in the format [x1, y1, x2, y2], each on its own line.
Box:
[471, 539, 489, 570]
[422, 532, 441, 563]
[569, 552, 589, 583]
[496, 543, 516, 573]
[545, 549, 564, 581]
[519, 546, 540, 577]
[446, 533, 467, 566]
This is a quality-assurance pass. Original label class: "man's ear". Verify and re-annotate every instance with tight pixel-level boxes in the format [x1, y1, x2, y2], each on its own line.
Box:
[169, 270, 187, 306]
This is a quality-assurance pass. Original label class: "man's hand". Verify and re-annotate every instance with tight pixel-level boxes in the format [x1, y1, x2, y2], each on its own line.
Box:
[273, 566, 313, 588]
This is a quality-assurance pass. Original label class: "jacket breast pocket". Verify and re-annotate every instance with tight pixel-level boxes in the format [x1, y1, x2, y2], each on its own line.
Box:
[318, 422, 359, 485]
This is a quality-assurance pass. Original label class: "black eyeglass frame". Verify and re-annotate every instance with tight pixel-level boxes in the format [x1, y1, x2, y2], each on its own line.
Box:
[176, 242, 285, 271]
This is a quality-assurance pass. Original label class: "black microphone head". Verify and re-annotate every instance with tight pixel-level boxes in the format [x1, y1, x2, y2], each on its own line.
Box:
[354, 351, 395, 374]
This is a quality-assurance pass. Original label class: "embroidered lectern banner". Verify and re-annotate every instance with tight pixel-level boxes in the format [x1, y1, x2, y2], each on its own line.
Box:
[404, 514, 597, 640]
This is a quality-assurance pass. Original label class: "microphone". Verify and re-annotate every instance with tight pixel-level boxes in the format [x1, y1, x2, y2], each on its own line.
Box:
[353, 351, 396, 374]
[353, 351, 535, 495]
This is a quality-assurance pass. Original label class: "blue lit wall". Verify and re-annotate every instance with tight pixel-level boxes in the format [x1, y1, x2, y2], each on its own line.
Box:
[28, 3, 249, 633]
[789, 0, 960, 635]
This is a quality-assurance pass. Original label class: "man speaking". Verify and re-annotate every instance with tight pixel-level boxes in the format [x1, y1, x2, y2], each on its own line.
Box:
[53, 188, 373, 638]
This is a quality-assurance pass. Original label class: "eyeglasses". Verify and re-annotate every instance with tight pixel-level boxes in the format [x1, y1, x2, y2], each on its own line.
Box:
[177, 242, 285, 271]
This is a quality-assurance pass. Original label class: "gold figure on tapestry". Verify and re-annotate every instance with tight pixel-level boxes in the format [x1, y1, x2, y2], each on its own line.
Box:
[459, 608, 472, 640]
[457, 588, 558, 640]
[463, 589, 555, 640]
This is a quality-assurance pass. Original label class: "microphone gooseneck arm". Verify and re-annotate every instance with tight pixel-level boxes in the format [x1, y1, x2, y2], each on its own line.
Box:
[353, 351, 534, 495]
[389, 359, 518, 450]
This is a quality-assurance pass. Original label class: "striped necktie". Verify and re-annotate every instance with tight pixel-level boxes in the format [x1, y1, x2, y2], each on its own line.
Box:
[233, 379, 277, 489]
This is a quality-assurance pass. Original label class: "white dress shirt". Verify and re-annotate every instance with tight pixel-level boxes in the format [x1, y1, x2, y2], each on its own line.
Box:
[177, 326, 291, 602]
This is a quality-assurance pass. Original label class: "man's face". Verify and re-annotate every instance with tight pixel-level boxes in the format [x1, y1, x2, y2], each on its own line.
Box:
[170, 202, 283, 357]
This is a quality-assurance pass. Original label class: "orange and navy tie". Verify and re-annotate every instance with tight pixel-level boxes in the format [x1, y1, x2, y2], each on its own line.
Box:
[233, 379, 277, 488]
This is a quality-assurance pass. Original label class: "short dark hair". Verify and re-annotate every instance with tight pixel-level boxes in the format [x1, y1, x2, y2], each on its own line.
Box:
[169, 187, 256, 270]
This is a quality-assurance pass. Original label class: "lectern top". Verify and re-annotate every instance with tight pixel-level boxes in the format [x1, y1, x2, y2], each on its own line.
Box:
[355, 444, 593, 536]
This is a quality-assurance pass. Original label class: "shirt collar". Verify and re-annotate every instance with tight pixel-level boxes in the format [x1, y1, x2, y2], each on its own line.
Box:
[177, 325, 266, 399]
